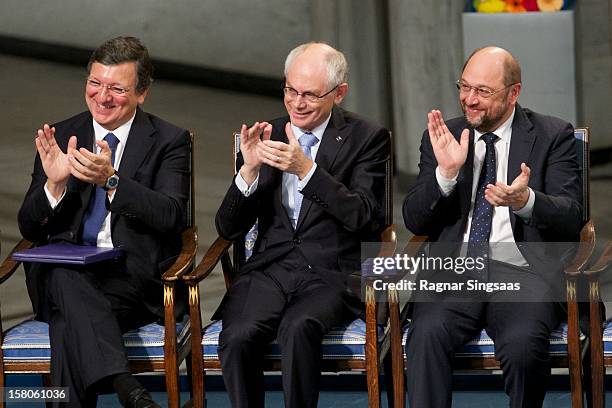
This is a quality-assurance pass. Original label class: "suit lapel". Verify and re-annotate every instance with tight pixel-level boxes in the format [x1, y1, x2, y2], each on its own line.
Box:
[117, 108, 156, 179]
[296, 107, 348, 230]
[507, 104, 535, 228]
[110, 108, 155, 227]
[507, 105, 535, 185]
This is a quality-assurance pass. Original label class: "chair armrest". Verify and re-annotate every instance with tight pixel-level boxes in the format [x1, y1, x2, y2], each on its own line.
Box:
[377, 225, 397, 258]
[161, 226, 198, 282]
[0, 239, 33, 285]
[183, 236, 232, 284]
[584, 240, 612, 277]
[565, 220, 596, 276]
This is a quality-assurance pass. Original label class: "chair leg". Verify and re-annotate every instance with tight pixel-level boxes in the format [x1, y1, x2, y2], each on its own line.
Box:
[190, 359, 205, 408]
[365, 286, 380, 408]
[165, 366, 180, 408]
[0, 372, 4, 408]
[567, 280, 584, 408]
[163, 284, 180, 408]
[42, 373, 52, 408]
[388, 290, 405, 408]
[187, 284, 205, 408]
[589, 279, 604, 408]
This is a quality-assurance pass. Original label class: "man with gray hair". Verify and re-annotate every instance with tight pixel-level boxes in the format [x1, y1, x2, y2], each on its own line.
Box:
[18, 36, 190, 407]
[215, 42, 390, 407]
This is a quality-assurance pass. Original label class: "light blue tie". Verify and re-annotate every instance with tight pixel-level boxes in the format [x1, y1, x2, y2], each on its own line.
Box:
[293, 131, 319, 227]
[81, 133, 120, 245]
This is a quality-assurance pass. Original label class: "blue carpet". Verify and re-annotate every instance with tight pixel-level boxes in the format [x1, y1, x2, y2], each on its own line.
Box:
[5, 374, 612, 407]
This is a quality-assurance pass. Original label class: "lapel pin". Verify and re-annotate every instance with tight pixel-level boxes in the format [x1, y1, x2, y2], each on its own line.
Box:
[336, 136, 342, 142]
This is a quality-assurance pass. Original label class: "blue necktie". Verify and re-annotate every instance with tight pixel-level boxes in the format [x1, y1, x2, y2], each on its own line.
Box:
[466, 132, 497, 279]
[81, 133, 120, 245]
[293, 131, 319, 227]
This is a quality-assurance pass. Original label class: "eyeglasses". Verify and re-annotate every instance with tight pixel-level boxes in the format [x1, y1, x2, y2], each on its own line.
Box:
[283, 85, 338, 103]
[86, 78, 131, 96]
[455, 80, 515, 99]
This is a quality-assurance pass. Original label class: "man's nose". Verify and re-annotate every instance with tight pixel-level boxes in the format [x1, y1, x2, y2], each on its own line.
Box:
[294, 95, 307, 108]
[98, 86, 113, 99]
[464, 89, 480, 105]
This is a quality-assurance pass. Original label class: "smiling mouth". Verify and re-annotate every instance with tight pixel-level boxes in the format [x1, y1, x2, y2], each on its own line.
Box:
[96, 103, 116, 110]
[465, 107, 482, 114]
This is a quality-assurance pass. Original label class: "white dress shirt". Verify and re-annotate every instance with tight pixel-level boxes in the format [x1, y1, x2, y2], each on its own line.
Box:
[435, 108, 535, 266]
[44, 111, 136, 247]
[235, 114, 331, 228]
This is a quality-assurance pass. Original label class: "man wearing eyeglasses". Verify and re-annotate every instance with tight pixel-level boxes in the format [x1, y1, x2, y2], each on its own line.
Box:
[18, 36, 190, 408]
[215, 42, 390, 408]
[402, 46, 582, 407]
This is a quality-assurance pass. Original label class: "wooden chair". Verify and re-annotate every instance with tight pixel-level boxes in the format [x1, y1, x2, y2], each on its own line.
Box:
[0, 133, 198, 408]
[582, 240, 612, 408]
[184, 131, 398, 408]
[390, 127, 596, 408]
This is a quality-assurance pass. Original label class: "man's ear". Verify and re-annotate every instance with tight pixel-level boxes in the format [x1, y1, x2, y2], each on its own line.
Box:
[509, 83, 521, 105]
[137, 88, 149, 105]
[334, 83, 349, 104]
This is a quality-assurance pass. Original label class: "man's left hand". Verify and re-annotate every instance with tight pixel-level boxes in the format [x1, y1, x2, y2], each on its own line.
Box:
[257, 122, 313, 179]
[68, 139, 115, 187]
[484, 162, 531, 211]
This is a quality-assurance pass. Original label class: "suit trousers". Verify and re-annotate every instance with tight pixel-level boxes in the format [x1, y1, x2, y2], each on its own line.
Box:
[218, 253, 356, 408]
[37, 261, 156, 407]
[405, 261, 563, 408]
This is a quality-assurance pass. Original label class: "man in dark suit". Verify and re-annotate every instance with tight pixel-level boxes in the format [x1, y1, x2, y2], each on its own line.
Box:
[402, 46, 582, 407]
[215, 42, 390, 408]
[18, 37, 190, 408]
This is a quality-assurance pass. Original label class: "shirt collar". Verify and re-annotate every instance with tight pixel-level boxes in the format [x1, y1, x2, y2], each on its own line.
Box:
[290, 112, 332, 144]
[474, 107, 515, 144]
[91, 110, 137, 147]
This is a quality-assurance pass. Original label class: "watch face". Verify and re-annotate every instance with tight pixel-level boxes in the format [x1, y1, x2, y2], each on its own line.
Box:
[106, 174, 119, 190]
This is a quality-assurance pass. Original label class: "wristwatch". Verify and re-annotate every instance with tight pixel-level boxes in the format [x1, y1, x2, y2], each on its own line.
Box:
[103, 172, 119, 191]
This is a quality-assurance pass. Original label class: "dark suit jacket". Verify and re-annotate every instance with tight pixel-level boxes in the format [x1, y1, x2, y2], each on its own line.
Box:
[216, 107, 390, 302]
[18, 108, 190, 321]
[402, 104, 583, 290]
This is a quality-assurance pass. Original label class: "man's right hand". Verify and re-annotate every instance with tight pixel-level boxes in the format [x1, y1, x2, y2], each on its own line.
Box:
[238, 121, 272, 185]
[428, 110, 469, 180]
[35, 124, 77, 199]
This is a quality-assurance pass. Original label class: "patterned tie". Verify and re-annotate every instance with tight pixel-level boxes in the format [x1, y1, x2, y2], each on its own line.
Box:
[293, 131, 319, 227]
[466, 132, 498, 279]
[81, 133, 120, 245]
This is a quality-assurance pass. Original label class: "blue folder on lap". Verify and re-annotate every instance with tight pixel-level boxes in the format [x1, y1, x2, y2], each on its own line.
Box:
[12, 243, 123, 265]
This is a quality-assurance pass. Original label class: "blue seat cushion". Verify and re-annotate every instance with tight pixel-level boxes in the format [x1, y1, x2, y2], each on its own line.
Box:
[203, 318, 372, 360]
[2, 316, 190, 362]
[402, 322, 570, 357]
[602, 320, 612, 357]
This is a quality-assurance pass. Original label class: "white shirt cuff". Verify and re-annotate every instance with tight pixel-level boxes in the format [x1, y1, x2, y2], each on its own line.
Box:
[235, 171, 259, 197]
[513, 187, 535, 220]
[44, 182, 66, 209]
[297, 163, 317, 191]
[435, 166, 458, 197]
